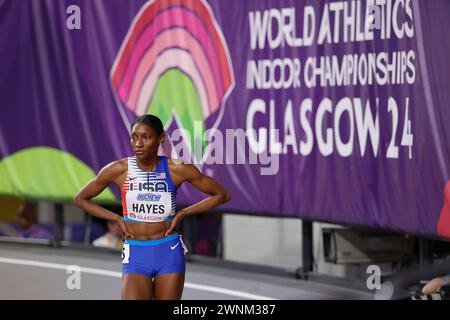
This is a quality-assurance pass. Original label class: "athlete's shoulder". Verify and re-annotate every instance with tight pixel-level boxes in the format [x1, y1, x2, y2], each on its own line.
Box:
[167, 158, 200, 179]
[167, 157, 184, 166]
[167, 157, 195, 172]
[115, 157, 129, 168]
[104, 157, 127, 170]
[98, 158, 128, 178]
[94, 158, 128, 186]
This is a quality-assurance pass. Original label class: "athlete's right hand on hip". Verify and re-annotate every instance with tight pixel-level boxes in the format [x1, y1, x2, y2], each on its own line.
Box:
[117, 217, 135, 239]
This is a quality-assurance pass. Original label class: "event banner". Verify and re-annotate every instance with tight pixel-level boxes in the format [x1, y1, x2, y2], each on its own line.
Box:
[1, 0, 450, 239]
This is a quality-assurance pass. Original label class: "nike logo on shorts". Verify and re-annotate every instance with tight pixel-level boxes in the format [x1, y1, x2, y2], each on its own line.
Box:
[171, 242, 180, 250]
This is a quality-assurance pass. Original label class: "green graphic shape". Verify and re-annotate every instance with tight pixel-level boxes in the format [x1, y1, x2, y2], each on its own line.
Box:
[147, 69, 206, 162]
[0, 147, 117, 204]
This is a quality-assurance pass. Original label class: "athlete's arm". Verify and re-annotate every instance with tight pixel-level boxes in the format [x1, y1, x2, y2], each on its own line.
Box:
[73, 160, 135, 238]
[165, 162, 231, 236]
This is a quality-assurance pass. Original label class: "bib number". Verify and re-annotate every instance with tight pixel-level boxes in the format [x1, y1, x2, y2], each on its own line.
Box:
[122, 244, 130, 264]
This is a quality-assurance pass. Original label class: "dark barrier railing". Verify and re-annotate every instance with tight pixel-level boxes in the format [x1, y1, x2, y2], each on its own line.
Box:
[1, 201, 449, 299]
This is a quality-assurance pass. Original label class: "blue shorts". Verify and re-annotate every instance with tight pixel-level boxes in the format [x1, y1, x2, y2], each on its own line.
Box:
[122, 233, 186, 278]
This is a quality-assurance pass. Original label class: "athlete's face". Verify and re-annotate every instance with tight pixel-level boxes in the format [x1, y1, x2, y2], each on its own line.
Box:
[130, 123, 163, 160]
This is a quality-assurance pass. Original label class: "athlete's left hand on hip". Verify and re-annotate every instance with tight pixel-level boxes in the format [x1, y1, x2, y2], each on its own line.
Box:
[165, 214, 183, 237]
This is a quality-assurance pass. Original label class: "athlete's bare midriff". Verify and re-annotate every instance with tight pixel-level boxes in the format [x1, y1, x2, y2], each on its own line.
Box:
[125, 220, 172, 240]
[114, 158, 176, 241]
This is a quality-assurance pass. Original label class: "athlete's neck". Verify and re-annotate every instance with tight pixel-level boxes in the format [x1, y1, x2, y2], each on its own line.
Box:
[136, 155, 160, 171]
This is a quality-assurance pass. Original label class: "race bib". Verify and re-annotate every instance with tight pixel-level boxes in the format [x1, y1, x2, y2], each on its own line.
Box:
[125, 191, 172, 222]
[122, 244, 130, 264]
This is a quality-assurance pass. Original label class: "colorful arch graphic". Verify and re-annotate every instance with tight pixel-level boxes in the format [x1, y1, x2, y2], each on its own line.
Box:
[111, 0, 234, 161]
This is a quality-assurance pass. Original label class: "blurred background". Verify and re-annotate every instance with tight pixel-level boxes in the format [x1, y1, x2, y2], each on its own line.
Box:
[1, 0, 450, 300]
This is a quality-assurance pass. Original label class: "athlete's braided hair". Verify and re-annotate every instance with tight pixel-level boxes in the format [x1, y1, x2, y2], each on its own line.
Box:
[131, 114, 164, 135]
